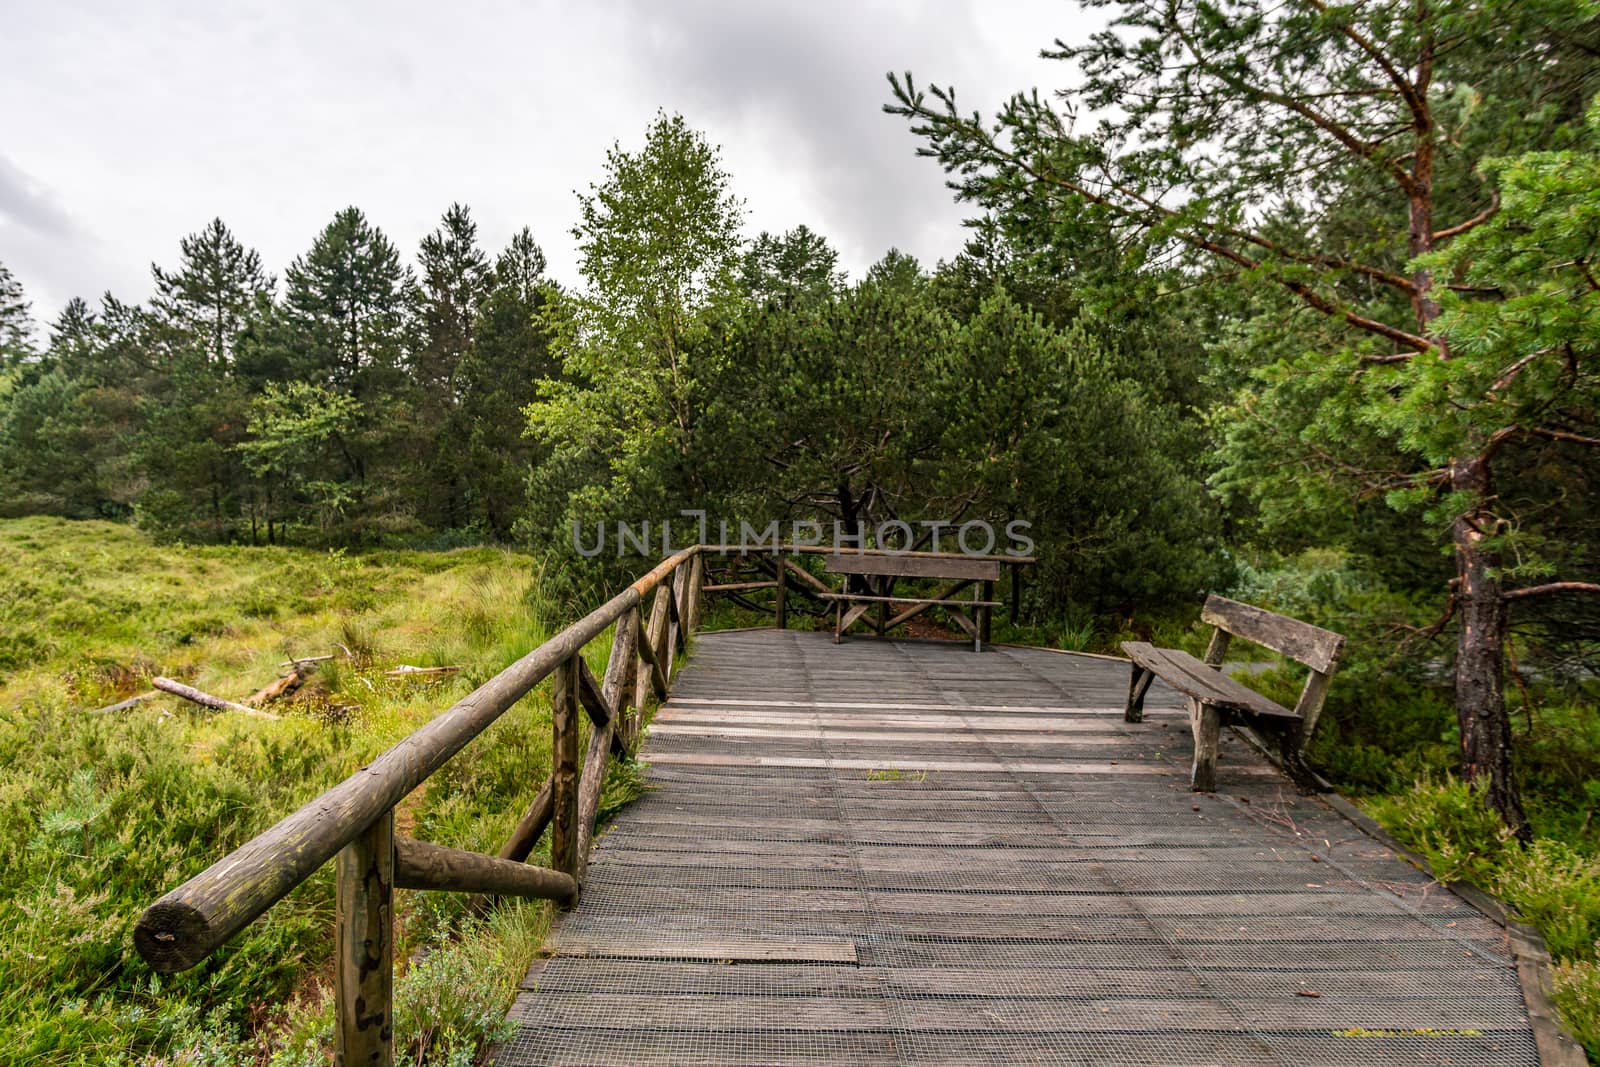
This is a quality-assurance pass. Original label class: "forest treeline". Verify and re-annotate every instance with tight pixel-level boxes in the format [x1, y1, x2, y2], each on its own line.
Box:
[0, 208, 555, 550]
[1, 0, 1598, 834]
[0, 119, 1216, 613]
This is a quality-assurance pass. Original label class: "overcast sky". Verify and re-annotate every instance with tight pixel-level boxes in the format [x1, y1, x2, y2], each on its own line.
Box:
[1, 0, 1085, 332]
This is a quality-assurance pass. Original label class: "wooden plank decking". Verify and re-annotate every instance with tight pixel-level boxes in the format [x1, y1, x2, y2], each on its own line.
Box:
[500, 629, 1542, 1065]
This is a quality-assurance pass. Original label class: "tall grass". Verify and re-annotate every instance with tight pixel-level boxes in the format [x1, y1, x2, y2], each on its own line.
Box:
[0, 516, 608, 1063]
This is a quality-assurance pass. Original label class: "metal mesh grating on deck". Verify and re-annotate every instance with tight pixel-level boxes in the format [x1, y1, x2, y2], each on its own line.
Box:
[497, 630, 1538, 1066]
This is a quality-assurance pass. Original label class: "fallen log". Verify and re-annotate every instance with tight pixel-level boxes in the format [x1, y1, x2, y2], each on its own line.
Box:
[279, 653, 336, 668]
[245, 668, 307, 707]
[154, 677, 281, 721]
[386, 665, 460, 677]
[89, 692, 156, 715]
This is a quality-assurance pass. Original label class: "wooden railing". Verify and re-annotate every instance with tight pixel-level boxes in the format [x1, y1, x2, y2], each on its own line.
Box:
[133, 546, 706, 1065]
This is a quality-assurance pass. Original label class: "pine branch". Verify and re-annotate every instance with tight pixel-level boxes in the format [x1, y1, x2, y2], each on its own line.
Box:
[1167, 13, 1420, 197]
[1299, 0, 1432, 128]
[889, 76, 1436, 354]
[1503, 582, 1600, 601]
[1433, 192, 1501, 241]
[1527, 426, 1600, 448]
[1489, 349, 1551, 392]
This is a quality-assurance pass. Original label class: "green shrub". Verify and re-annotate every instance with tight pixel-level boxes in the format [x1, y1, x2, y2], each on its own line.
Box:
[1368, 777, 1600, 1060]
[1496, 840, 1600, 963]
[1553, 962, 1600, 1061]
[1365, 776, 1514, 888]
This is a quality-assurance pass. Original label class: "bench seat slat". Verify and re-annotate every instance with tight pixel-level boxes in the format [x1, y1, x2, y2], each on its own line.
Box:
[1121, 642, 1299, 722]
[820, 594, 1003, 607]
[825, 554, 1002, 581]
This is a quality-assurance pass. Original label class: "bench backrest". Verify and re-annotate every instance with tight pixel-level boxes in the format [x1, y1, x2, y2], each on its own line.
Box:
[825, 553, 1001, 581]
[1200, 595, 1345, 754]
[1200, 595, 1343, 673]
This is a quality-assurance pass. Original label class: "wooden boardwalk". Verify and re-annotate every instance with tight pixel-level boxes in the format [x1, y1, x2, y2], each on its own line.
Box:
[501, 629, 1542, 1065]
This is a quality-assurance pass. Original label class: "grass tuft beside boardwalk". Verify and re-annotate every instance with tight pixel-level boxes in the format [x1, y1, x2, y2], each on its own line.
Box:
[0, 516, 626, 1064]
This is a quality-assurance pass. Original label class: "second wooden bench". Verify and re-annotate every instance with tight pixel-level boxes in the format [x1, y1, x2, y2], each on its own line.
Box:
[823, 552, 1003, 652]
[1123, 595, 1344, 791]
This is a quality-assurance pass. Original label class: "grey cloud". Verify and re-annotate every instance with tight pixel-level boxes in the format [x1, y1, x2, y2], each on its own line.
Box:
[0, 154, 144, 321]
[0, 1, 1074, 313]
[614, 0, 1011, 275]
[0, 153, 80, 238]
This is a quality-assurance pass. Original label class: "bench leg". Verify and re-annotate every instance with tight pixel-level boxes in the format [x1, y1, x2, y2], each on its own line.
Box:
[1124, 665, 1154, 723]
[1190, 699, 1221, 793]
[833, 598, 843, 644]
[972, 585, 985, 652]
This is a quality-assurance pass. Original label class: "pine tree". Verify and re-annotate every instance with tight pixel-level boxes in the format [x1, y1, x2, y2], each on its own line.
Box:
[415, 203, 491, 403]
[0, 260, 35, 370]
[283, 207, 415, 394]
[150, 219, 273, 367]
[0, 291, 145, 519]
[278, 207, 418, 528]
[497, 227, 548, 305]
[48, 298, 98, 378]
[137, 222, 270, 540]
[863, 248, 923, 293]
[413, 203, 492, 527]
[740, 225, 844, 307]
[442, 230, 557, 538]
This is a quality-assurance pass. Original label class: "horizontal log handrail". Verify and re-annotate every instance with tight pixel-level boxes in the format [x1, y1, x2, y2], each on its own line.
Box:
[393, 835, 576, 902]
[134, 546, 699, 977]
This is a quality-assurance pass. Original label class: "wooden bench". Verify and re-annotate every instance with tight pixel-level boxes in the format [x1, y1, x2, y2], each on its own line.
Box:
[1122, 595, 1344, 792]
[822, 553, 1003, 651]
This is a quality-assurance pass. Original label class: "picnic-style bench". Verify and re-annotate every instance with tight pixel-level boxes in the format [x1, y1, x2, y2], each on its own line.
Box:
[823, 552, 1004, 651]
[1123, 595, 1345, 792]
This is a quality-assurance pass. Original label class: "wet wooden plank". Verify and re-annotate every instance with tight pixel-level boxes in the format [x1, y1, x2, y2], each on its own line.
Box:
[549, 936, 858, 964]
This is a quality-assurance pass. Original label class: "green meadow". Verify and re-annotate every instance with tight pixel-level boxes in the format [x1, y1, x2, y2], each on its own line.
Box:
[0, 515, 641, 1065]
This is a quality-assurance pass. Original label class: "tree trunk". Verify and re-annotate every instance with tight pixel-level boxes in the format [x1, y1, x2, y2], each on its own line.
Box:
[1449, 453, 1529, 838]
[836, 480, 873, 595]
[1401, 69, 1525, 833]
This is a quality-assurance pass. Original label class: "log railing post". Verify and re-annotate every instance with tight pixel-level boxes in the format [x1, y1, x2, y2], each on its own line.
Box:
[688, 552, 708, 632]
[632, 610, 651, 730]
[635, 601, 669, 699]
[335, 809, 394, 1067]
[575, 612, 637, 877]
[602, 609, 637, 739]
[663, 570, 683, 659]
[775, 557, 788, 630]
[618, 614, 641, 748]
[648, 583, 672, 688]
[686, 553, 704, 638]
[550, 659, 580, 891]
